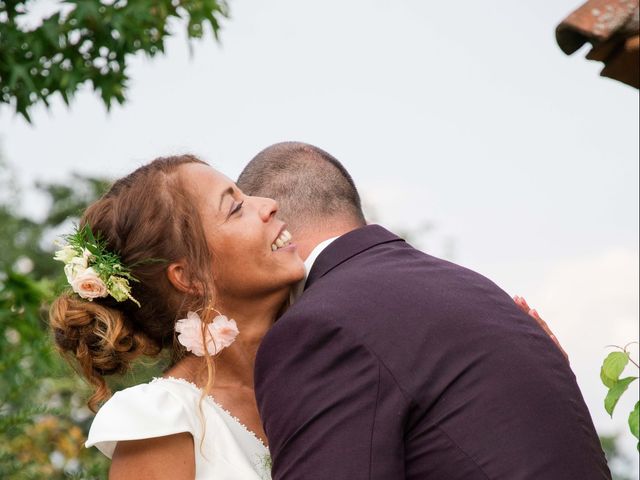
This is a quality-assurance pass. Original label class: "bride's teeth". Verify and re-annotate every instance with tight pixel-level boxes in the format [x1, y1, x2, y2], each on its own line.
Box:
[272, 230, 293, 251]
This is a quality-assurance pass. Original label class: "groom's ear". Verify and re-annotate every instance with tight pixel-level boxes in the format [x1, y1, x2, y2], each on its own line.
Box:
[166, 261, 200, 295]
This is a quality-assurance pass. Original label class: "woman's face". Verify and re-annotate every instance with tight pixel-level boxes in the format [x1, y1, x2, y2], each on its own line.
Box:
[183, 163, 305, 301]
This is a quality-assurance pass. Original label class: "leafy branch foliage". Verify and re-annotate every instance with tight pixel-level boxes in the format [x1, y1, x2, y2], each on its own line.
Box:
[600, 344, 640, 451]
[0, 0, 228, 121]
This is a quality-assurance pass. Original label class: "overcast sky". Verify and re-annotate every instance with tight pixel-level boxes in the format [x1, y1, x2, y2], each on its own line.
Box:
[1, 0, 639, 470]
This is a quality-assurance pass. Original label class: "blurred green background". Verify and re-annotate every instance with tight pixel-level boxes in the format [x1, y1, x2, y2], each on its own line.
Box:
[0, 154, 173, 478]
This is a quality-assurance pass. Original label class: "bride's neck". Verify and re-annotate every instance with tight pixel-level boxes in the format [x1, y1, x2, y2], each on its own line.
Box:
[200, 290, 288, 388]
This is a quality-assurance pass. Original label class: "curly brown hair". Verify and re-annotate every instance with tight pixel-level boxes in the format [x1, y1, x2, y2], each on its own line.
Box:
[49, 154, 216, 411]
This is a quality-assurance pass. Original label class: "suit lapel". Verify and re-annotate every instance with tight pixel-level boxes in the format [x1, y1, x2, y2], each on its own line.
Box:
[305, 224, 404, 290]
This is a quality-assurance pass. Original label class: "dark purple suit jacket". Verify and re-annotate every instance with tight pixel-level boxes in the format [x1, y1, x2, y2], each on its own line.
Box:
[255, 225, 610, 479]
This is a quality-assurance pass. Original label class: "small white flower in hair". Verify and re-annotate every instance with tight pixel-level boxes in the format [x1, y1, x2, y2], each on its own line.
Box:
[175, 311, 239, 356]
[53, 245, 78, 264]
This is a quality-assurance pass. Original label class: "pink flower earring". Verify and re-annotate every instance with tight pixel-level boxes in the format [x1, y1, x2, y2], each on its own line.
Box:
[175, 310, 239, 356]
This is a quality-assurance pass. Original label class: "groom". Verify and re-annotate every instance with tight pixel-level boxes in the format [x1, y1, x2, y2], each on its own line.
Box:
[237, 142, 610, 479]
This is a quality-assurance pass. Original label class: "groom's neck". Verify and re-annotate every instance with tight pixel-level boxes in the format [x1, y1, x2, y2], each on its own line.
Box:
[296, 220, 361, 260]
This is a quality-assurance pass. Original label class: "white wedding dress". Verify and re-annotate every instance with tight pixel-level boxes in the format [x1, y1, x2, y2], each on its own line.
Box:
[86, 377, 271, 480]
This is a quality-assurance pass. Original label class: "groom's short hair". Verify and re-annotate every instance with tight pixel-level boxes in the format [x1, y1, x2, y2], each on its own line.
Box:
[237, 142, 366, 231]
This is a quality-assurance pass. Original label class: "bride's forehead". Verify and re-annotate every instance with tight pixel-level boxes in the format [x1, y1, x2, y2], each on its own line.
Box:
[181, 163, 232, 190]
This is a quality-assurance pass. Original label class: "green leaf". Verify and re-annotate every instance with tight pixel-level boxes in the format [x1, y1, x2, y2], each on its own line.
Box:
[600, 351, 630, 388]
[605, 376, 637, 417]
[630, 401, 639, 440]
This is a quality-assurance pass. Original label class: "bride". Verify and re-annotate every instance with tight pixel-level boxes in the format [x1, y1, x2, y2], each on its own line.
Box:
[49, 155, 304, 479]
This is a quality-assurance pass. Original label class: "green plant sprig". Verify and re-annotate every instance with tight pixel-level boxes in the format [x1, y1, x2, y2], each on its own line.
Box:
[64, 224, 138, 284]
[600, 342, 639, 451]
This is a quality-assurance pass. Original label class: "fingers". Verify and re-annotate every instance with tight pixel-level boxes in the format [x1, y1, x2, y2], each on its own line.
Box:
[513, 295, 530, 314]
[513, 295, 570, 362]
[530, 308, 545, 325]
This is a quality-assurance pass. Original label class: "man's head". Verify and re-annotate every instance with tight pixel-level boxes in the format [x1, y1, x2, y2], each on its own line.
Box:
[237, 142, 366, 259]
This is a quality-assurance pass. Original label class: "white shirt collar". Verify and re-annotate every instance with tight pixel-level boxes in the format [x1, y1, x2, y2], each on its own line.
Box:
[290, 236, 339, 304]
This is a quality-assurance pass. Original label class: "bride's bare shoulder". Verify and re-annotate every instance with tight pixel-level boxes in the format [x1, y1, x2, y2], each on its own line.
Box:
[110, 432, 195, 480]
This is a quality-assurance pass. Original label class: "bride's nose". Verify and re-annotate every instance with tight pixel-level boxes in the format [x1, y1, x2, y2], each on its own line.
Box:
[256, 197, 278, 222]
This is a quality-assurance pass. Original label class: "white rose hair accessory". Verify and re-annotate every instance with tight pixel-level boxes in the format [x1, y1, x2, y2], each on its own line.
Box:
[54, 224, 140, 306]
[175, 311, 239, 356]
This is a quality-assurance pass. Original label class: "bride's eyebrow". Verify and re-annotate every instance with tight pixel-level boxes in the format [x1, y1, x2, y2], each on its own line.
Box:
[218, 186, 234, 211]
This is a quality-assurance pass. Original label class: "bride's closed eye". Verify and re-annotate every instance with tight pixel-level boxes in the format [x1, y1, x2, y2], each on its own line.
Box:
[229, 201, 244, 217]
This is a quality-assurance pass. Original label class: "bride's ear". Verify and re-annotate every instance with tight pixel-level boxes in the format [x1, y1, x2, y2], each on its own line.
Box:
[166, 261, 198, 294]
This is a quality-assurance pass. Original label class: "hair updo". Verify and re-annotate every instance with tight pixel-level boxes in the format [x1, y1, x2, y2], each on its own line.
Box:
[49, 155, 214, 411]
